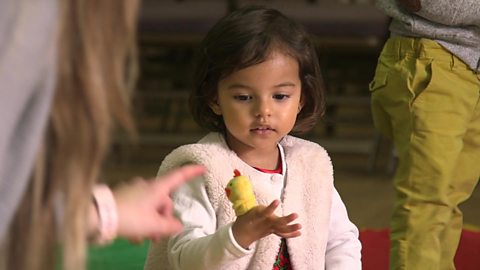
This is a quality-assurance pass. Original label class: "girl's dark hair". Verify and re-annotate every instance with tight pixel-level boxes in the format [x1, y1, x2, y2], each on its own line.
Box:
[190, 5, 325, 135]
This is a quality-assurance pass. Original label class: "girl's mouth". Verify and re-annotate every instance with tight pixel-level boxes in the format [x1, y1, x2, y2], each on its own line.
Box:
[251, 127, 275, 134]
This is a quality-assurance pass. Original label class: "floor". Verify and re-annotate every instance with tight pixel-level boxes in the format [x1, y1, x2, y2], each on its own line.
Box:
[104, 144, 480, 230]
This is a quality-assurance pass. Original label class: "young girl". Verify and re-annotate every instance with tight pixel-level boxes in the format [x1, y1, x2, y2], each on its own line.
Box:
[144, 6, 361, 270]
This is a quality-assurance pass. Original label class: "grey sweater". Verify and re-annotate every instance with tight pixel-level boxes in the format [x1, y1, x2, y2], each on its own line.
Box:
[376, 0, 480, 72]
[0, 0, 57, 243]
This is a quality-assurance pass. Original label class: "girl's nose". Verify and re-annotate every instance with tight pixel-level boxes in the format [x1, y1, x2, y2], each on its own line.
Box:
[254, 100, 272, 118]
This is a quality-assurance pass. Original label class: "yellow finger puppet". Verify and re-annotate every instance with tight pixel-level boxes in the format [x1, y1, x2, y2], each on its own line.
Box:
[225, 169, 258, 216]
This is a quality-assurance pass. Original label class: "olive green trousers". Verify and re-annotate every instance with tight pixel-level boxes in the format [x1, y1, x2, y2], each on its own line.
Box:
[370, 37, 480, 270]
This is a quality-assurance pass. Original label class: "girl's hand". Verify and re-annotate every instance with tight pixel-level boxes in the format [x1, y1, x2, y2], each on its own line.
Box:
[231, 200, 301, 249]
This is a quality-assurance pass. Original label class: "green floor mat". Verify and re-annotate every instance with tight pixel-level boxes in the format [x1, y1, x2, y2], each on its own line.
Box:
[87, 239, 149, 270]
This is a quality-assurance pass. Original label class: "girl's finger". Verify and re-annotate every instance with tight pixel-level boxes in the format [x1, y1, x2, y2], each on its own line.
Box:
[274, 222, 302, 234]
[276, 230, 302, 239]
[279, 212, 299, 224]
[262, 200, 280, 216]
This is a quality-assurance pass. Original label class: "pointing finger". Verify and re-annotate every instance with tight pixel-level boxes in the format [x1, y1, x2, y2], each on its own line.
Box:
[155, 165, 206, 192]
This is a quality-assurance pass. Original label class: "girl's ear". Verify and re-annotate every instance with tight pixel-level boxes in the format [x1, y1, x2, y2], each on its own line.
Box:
[298, 97, 305, 114]
[209, 100, 222, 115]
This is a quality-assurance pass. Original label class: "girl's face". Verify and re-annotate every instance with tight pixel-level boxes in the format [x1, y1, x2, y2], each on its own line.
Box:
[210, 51, 303, 157]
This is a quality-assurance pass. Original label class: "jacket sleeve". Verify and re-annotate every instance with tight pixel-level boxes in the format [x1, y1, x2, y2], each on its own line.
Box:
[325, 188, 362, 270]
[0, 0, 57, 241]
[403, 0, 480, 26]
[166, 176, 253, 270]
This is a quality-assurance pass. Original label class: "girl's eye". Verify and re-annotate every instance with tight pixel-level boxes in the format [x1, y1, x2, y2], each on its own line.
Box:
[273, 94, 289, 100]
[233, 95, 252, 101]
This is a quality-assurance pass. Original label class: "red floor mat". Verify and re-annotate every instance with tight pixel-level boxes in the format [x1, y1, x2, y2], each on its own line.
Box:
[360, 228, 480, 270]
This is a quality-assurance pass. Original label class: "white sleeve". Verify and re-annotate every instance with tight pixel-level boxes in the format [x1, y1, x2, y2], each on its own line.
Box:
[325, 188, 362, 270]
[167, 177, 253, 270]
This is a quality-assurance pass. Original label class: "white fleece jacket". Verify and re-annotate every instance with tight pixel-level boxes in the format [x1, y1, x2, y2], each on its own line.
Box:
[144, 132, 361, 270]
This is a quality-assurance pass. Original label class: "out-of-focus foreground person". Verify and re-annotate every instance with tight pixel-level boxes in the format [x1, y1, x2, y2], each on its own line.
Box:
[0, 1, 204, 270]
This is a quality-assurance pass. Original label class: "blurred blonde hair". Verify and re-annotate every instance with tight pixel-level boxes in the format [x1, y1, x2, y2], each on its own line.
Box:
[7, 0, 139, 269]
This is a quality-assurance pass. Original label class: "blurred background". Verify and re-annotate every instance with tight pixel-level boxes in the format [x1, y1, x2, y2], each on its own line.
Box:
[104, 0, 480, 231]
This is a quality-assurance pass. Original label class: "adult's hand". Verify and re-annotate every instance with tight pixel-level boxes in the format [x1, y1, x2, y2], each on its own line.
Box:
[113, 164, 206, 243]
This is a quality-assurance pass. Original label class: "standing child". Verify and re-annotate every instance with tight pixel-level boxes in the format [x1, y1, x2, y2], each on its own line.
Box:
[144, 6, 361, 270]
[370, 1, 480, 269]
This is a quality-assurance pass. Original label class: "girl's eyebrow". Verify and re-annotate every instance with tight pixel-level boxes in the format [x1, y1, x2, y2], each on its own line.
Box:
[275, 82, 296, 88]
[227, 81, 297, 90]
[226, 83, 252, 90]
